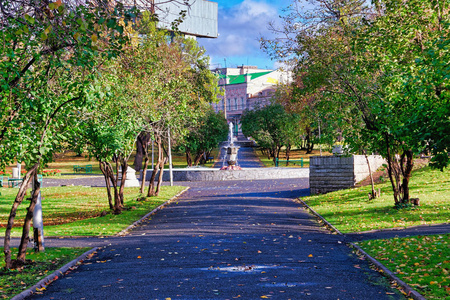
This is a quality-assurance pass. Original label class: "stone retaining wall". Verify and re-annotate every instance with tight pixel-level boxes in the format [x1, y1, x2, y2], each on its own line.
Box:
[309, 155, 385, 195]
[146, 167, 309, 182]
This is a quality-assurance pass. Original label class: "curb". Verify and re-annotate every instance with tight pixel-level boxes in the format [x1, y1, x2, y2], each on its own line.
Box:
[295, 198, 344, 235]
[296, 197, 426, 300]
[11, 247, 99, 300]
[11, 186, 190, 299]
[349, 243, 426, 300]
[116, 187, 190, 236]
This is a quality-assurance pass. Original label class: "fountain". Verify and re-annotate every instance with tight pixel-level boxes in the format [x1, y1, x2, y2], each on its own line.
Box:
[220, 122, 242, 170]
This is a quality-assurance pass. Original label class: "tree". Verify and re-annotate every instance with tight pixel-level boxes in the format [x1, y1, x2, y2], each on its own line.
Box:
[261, 0, 450, 205]
[1, 0, 134, 269]
[241, 103, 294, 164]
[119, 18, 221, 196]
[76, 82, 144, 214]
[178, 109, 228, 167]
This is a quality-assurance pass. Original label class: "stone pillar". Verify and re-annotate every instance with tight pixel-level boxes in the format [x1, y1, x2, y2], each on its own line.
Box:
[309, 155, 385, 195]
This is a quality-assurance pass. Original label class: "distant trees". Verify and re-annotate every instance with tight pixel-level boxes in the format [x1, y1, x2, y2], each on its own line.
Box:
[241, 103, 302, 164]
[177, 109, 228, 167]
[261, 0, 450, 205]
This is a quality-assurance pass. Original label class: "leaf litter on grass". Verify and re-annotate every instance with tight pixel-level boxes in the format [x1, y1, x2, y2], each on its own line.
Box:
[357, 234, 450, 299]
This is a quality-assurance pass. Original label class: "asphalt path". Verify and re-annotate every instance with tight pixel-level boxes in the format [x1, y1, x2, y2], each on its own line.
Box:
[214, 146, 265, 168]
[29, 179, 404, 300]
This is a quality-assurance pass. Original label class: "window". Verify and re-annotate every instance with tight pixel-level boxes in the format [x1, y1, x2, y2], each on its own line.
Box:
[235, 98, 238, 110]
[227, 99, 231, 111]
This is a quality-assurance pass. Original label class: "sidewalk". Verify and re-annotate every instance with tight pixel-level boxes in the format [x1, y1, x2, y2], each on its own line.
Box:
[28, 179, 405, 299]
[345, 223, 450, 242]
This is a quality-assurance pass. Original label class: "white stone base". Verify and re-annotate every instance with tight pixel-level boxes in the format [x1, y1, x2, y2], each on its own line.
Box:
[146, 167, 309, 182]
[123, 167, 141, 187]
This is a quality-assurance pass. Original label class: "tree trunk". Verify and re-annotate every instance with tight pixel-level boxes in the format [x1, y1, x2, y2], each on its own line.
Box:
[364, 150, 376, 199]
[155, 141, 164, 196]
[134, 132, 151, 173]
[119, 158, 127, 207]
[193, 151, 204, 166]
[147, 136, 161, 197]
[16, 173, 41, 264]
[147, 163, 158, 197]
[385, 135, 401, 204]
[185, 149, 193, 167]
[285, 144, 291, 166]
[140, 156, 149, 194]
[4, 163, 39, 269]
[272, 146, 279, 165]
[399, 150, 414, 203]
[99, 161, 113, 209]
[276, 145, 282, 161]
[107, 161, 121, 214]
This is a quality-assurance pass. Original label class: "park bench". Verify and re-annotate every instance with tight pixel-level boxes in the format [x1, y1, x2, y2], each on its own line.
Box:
[8, 178, 22, 188]
[7, 174, 43, 188]
[73, 164, 93, 173]
[275, 158, 304, 168]
[207, 156, 215, 163]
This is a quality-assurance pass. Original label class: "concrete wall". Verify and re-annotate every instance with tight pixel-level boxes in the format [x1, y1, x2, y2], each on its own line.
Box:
[309, 155, 385, 195]
[146, 167, 309, 182]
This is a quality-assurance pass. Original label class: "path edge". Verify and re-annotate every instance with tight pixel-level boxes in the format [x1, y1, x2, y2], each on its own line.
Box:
[296, 197, 426, 300]
[349, 242, 426, 300]
[11, 187, 189, 299]
[116, 187, 190, 236]
[10, 247, 99, 300]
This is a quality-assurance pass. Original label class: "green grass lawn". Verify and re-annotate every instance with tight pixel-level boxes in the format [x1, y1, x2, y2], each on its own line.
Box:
[0, 185, 186, 236]
[0, 184, 185, 299]
[2, 149, 220, 179]
[301, 166, 450, 233]
[0, 247, 90, 299]
[357, 234, 450, 299]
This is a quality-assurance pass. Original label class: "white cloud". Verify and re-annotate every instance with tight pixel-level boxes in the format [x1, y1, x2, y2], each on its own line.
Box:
[198, 0, 285, 68]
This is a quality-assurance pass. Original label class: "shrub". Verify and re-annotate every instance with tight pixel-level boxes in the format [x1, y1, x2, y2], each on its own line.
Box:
[42, 169, 62, 177]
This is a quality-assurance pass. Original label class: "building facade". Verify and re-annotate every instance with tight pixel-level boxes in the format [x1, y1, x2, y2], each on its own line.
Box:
[211, 66, 291, 135]
[125, 0, 218, 39]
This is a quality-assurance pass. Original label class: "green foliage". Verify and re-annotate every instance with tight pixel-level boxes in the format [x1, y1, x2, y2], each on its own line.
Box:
[0, 1, 134, 170]
[358, 234, 450, 299]
[263, 0, 450, 204]
[177, 109, 228, 166]
[241, 103, 302, 160]
[0, 247, 90, 299]
[0, 0, 136, 268]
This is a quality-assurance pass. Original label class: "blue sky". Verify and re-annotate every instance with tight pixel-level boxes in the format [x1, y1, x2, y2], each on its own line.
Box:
[197, 0, 292, 70]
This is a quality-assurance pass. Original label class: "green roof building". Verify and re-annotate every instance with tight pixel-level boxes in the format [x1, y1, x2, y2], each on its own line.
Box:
[212, 66, 292, 135]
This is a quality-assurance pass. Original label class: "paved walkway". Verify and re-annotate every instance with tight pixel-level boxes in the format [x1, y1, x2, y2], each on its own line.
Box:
[214, 146, 265, 168]
[11, 147, 449, 299]
[29, 179, 405, 299]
